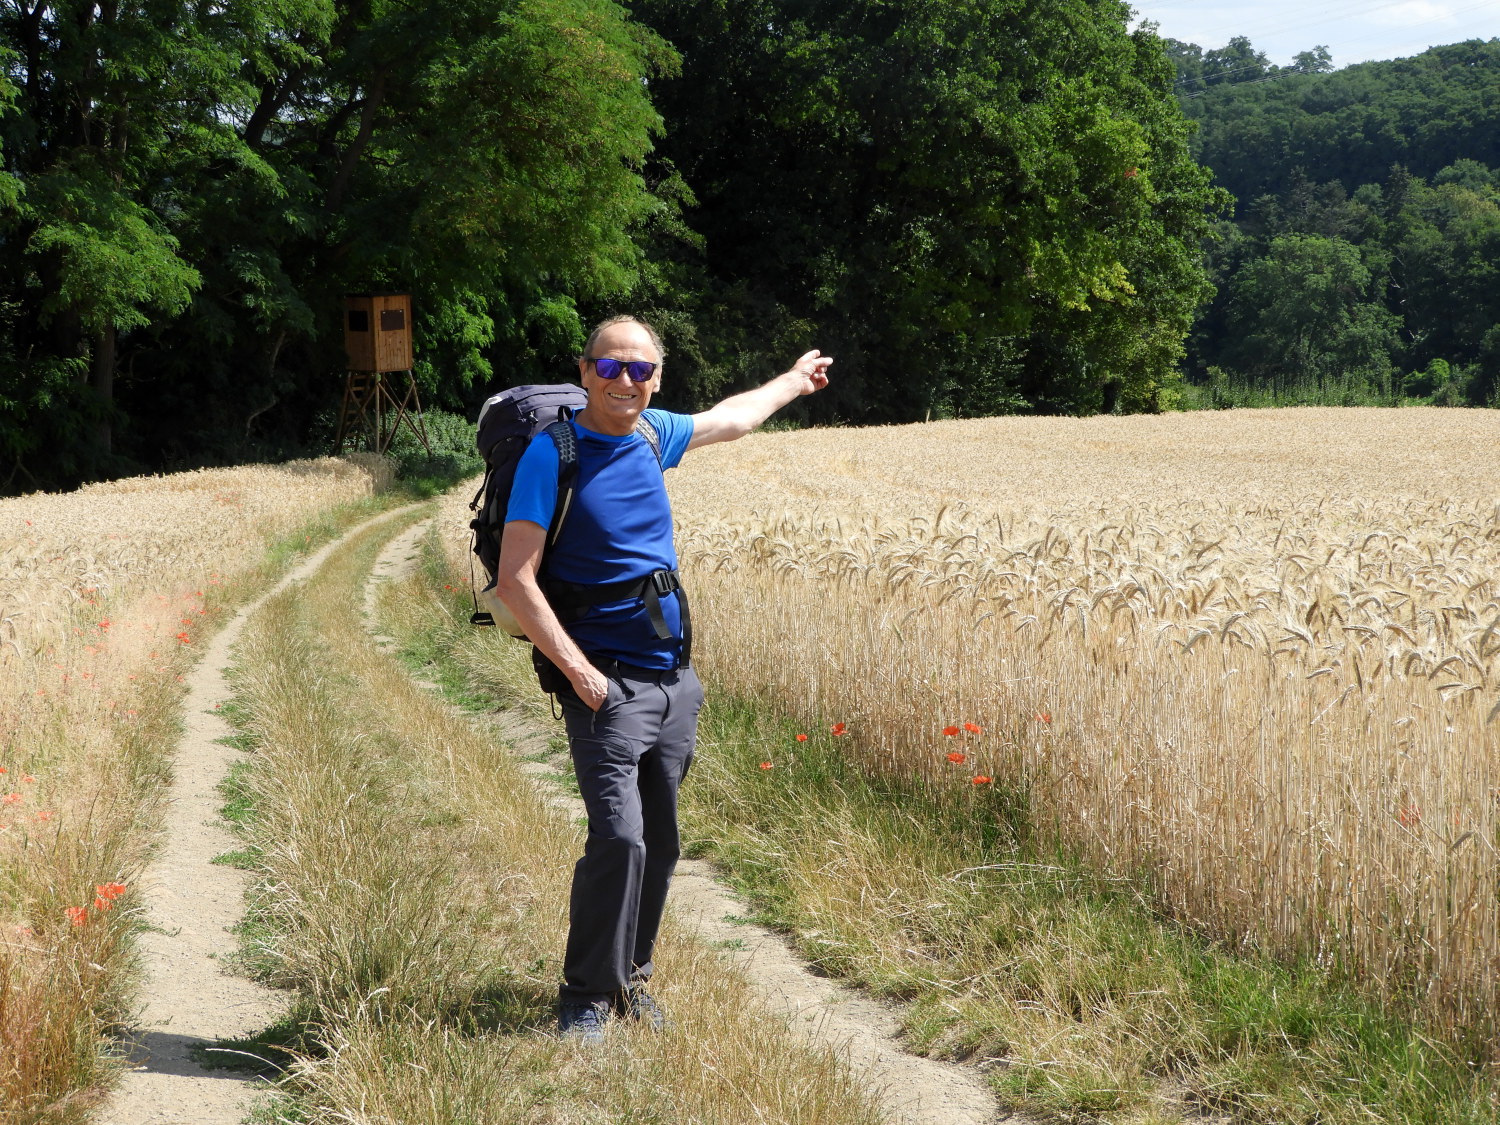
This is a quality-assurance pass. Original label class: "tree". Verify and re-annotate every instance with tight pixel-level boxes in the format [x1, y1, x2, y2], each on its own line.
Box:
[1160, 36, 1206, 94]
[629, 0, 1227, 420]
[1202, 36, 1273, 87]
[0, 0, 674, 491]
[0, 0, 240, 481]
[1293, 46, 1333, 74]
[135, 0, 676, 467]
[1222, 234, 1400, 397]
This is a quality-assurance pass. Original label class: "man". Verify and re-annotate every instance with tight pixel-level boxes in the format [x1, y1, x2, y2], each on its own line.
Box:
[494, 314, 831, 1044]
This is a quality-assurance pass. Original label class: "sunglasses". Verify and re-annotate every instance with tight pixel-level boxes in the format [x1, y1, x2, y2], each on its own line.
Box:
[588, 356, 658, 383]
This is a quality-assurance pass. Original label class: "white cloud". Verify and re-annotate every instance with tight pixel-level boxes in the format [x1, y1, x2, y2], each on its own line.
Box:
[1371, 1, 1458, 27]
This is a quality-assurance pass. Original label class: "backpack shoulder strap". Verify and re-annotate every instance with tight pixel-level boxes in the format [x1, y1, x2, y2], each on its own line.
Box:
[540, 415, 658, 556]
[634, 415, 663, 466]
[542, 419, 579, 551]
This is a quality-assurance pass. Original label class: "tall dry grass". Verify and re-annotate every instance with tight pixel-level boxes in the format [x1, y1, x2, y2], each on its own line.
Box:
[0, 456, 390, 1123]
[653, 407, 1500, 1037]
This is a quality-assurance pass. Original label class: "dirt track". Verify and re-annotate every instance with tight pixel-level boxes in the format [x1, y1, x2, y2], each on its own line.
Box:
[100, 505, 421, 1125]
[101, 507, 1015, 1125]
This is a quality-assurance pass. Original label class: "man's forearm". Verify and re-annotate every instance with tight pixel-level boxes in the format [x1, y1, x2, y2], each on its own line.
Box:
[496, 570, 593, 682]
[690, 352, 829, 450]
[714, 371, 806, 437]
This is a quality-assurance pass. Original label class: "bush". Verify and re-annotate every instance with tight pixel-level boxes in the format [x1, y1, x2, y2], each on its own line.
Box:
[387, 409, 483, 486]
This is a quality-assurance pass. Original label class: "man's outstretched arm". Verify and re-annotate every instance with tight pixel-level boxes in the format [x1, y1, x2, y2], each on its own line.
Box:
[687, 350, 832, 451]
[495, 519, 611, 711]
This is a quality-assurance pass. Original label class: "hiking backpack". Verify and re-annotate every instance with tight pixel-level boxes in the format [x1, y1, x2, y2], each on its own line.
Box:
[467, 384, 662, 635]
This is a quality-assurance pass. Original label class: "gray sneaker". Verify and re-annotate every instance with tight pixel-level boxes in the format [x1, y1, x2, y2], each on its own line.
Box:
[622, 985, 667, 1031]
[557, 1000, 611, 1045]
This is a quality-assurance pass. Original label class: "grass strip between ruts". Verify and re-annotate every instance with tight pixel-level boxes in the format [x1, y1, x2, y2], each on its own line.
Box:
[411, 522, 1499, 1125]
[214, 509, 887, 1125]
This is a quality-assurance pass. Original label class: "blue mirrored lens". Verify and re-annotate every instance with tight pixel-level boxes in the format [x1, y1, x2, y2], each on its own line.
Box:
[592, 358, 656, 382]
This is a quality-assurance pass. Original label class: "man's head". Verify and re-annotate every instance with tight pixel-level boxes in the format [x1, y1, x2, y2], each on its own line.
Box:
[576, 316, 666, 436]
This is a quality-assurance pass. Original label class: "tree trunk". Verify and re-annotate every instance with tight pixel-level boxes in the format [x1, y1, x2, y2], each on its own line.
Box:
[92, 326, 116, 455]
[325, 70, 388, 213]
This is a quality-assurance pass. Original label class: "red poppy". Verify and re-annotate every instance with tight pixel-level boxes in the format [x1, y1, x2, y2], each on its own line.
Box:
[964, 722, 983, 734]
[64, 906, 87, 926]
[96, 882, 126, 901]
[37, 810, 55, 822]
[1398, 805, 1421, 828]
[2, 794, 21, 806]
[176, 632, 191, 644]
[759, 761, 774, 770]
[947, 751, 966, 764]
[942, 726, 960, 737]
[796, 733, 808, 742]
[830, 722, 848, 736]
[972, 776, 992, 785]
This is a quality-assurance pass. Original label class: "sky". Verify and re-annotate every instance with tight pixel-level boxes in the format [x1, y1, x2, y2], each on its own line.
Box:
[1129, 0, 1500, 68]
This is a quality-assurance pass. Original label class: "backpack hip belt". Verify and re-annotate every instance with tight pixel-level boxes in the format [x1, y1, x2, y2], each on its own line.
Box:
[544, 568, 692, 667]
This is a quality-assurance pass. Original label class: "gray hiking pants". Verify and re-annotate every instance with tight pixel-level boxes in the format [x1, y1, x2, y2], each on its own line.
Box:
[557, 659, 704, 1006]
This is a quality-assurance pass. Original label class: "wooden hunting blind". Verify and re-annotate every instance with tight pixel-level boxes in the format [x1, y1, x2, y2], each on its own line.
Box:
[343, 293, 413, 372]
[335, 292, 431, 456]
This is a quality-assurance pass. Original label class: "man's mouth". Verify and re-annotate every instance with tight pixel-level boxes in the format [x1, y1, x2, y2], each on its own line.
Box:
[606, 391, 636, 401]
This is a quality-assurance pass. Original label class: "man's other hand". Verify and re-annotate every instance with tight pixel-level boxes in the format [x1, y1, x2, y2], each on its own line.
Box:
[571, 664, 611, 711]
[789, 350, 832, 393]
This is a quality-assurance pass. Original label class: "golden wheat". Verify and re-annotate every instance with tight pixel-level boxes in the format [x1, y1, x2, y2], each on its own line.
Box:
[653, 407, 1500, 1034]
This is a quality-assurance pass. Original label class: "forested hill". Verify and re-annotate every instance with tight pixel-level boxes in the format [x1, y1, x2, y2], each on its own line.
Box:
[0, 0, 1226, 493]
[1169, 37, 1500, 409]
[1181, 39, 1500, 201]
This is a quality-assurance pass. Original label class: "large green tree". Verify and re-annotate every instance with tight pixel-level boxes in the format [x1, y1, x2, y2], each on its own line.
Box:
[125, 0, 673, 470]
[0, 0, 237, 482]
[0, 0, 670, 491]
[628, 0, 1227, 421]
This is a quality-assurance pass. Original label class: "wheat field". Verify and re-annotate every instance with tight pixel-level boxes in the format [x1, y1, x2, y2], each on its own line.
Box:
[656, 407, 1500, 1035]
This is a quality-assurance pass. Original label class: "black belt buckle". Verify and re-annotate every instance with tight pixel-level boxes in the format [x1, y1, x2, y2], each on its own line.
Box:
[650, 569, 678, 597]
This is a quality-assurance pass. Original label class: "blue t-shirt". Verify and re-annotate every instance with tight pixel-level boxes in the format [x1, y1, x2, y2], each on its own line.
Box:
[506, 408, 695, 668]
